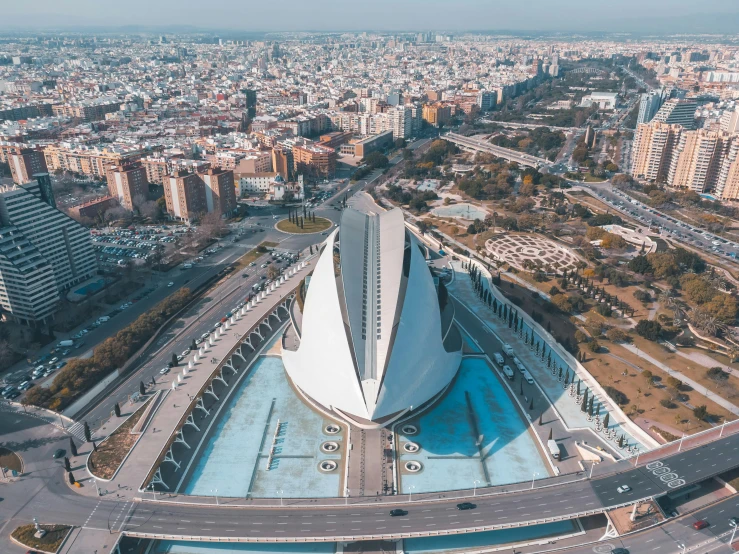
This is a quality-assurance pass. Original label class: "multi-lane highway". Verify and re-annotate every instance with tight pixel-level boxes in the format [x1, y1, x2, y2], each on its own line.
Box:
[113, 431, 739, 542]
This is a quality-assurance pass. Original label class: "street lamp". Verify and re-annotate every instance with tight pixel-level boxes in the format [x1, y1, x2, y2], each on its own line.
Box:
[211, 489, 219, 506]
[277, 489, 284, 507]
[731, 520, 738, 546]
[531, 472, 539, 490]
[408, 485, 415, 503]
[473, 480, 480, 497]
[677, 542, 685, 553]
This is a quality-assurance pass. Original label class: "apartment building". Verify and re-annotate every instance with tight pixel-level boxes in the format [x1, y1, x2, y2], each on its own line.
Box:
[0, 179, 98, 325]
[52, 99, 121, 122]
[201, 168, 237, 216]
[163, 168, 236, 222]
[652, 99, 698, 129]
[44, 144, 143, 178]
[140, 156, 210, 185]
[106, 162, 148, 210]
[293, 143, 336, 178]
[163, 171, 207, 224]
[9, 148, 48, 184]
[631, 122, 682, 182]
[422, 103, 452, 127]
[715, 140, 739, 201]
[667, 130, 730, 193]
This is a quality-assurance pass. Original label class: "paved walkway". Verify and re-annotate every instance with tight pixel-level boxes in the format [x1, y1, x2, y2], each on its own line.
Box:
[620, 343, 739, 416]
[67, 257, 317, 501]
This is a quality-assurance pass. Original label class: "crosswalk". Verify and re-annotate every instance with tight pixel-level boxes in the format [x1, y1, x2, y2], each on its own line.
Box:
[67, 421, 88, 441]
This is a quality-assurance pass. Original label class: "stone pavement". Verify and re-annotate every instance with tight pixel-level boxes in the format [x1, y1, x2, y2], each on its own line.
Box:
[66, 256, 317, 502]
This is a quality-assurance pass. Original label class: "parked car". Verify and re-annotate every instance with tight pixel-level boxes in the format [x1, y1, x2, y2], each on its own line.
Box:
[52, 449, 65, 459]
[159, 367, 170, 375]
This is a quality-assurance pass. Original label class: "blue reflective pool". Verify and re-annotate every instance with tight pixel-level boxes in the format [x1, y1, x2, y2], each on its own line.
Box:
[432, 203, 488, 221]
[398, 357, 548, 493]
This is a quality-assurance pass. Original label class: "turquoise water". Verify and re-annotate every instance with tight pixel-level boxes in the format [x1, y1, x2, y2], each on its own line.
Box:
[74, 278, 106, 296]
[399, 357, 548, 493]
[405, 520, 577, 553]
[184, 355, 342, 498]
[432, 203, 488, 221]
[461, 330, 482, 353]
[155, 543, 334, 554]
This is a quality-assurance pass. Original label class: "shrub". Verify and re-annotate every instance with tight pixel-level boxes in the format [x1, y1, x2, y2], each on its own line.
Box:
[588, 340, 601, 353]
[574, 330, 590, 343]
[636, 320, 662, 341]
[633, 290, 651, 303]
[606, 328, 631, 343]
[596, 304, 612, 317]
[706, 367, 729, 382]
[665, 376, 683, 390]
[604, 386, 628, 405]
[659, 398, 676, 409]
[650, 425, 679, 442]
[549, 286, 561, 296]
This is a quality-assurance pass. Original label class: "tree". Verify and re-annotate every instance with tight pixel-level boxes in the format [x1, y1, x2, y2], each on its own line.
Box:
[68, 471, 76, 485]
[114, 402, 121, 417]
[267, 266, 280, 280]
[171, 353, 179, 367]
[139, 381, 146, 395]
[69, 437, 78, 457]
[628, 255, 652, 274]
[706, 367, 729, 382]
[693, 405, 708, 421]
[83, 421, 91, 442]
[635, 320, 661, 341]
[63, 456, 71, 471]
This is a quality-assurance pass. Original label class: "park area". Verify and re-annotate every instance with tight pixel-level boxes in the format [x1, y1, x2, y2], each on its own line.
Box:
[11, 523, 71, 552]
[276, 216, 332, 234]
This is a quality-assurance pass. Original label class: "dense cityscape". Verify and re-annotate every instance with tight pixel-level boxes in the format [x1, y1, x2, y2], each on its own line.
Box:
[1, 14, 739, 554]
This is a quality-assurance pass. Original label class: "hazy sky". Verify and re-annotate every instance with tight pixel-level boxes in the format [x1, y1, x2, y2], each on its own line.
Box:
[2, 0, 739, 33]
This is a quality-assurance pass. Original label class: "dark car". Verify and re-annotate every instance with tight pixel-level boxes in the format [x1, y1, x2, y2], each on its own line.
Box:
[52, 448, 65, 459]
[456, 502, 477, 510]
[389, 509, 408, 517]
[611, 549, 629, 554]
[730, 517, 739, 526]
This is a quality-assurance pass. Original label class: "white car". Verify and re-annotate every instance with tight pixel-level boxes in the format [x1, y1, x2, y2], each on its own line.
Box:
[617, 485, 631, 494]
[168, 282, 175, 287]
[159, 367, 170, 375]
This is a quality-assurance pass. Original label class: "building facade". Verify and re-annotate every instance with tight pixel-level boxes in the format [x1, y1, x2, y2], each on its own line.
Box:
[106, 162, 148, 211]
[9, 148, 48, 184]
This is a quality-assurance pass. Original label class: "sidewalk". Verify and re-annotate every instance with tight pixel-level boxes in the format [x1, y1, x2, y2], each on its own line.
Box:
[66, 257, 317, 502]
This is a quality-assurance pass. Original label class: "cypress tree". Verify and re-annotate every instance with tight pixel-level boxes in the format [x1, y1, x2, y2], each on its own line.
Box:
[68, 471, 75, 485]
[140, 381, 146, 395]
[581, 390, 589, 412]
[63, 456, 71, 471]
[114, 402, 120, 417]
[83, 421, 91, 442]
[529, 397, 534, 410]
[69, 437, 78, 457]
[548, 428, 553, 441]
[603, 413, 610, 428]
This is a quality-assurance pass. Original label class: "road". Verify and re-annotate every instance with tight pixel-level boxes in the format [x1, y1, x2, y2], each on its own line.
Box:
[577, 182, 739, 268]
[112, 429, 739, 542]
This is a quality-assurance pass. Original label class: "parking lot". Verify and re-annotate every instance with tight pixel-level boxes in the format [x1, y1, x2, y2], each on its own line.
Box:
[590, 186, 739, 262]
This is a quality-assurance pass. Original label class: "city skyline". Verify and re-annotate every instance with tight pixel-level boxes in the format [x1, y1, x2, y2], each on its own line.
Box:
[2, 0, 739, 34]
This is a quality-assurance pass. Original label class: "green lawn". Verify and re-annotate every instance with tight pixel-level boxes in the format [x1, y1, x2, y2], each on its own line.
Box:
[276, 217, 332, 234]
[234, 242, 279, 271]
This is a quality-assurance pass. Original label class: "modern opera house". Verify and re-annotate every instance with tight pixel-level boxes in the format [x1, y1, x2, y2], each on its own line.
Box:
[282, 193, 462, 428]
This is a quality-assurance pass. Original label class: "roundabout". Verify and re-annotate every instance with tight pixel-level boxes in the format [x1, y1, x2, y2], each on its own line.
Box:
[275, 216, 333, 234]
[485, 233, 581, 273]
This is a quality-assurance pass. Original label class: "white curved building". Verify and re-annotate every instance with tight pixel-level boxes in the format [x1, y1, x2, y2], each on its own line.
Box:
[282, 194, 461, 428]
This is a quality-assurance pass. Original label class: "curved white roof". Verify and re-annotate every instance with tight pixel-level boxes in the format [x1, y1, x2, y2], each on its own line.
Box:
[282, 194, 461, 425]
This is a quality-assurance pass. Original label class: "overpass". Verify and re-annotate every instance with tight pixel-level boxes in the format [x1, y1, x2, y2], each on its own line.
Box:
[120, 426, 739, 543]
[479, 120, 577, 133]
[443, 132, 553, 169]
